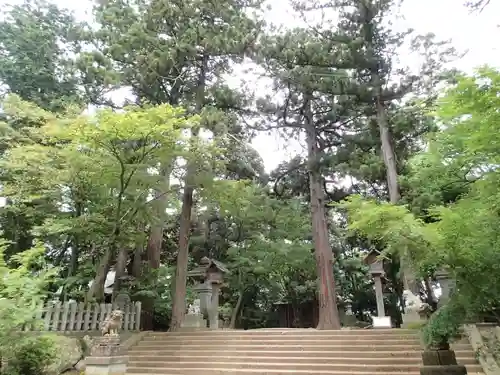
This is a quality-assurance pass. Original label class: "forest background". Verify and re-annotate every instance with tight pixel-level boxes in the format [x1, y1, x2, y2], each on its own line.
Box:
[0, 0, 499, 358]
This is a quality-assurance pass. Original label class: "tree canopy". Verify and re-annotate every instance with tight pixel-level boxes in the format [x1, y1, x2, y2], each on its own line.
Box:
[0, 0, 497, 349]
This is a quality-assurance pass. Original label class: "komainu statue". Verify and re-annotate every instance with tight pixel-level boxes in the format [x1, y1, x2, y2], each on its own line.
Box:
[187, 299, 201, 315]
[100, 310, 123, 336]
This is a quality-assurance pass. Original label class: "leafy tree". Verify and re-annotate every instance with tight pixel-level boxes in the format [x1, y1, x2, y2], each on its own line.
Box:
[342, 67, 500, 341]
[0, 240, 57, 366]
[0, 0, 83, 112]
[0, 95, 206, 303]
[81, 0, 263, 330]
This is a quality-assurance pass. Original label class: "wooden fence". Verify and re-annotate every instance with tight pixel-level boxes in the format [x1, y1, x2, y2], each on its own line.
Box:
[30, 301, 142, 332]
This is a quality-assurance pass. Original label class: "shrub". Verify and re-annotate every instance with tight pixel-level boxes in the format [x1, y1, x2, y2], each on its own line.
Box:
[2, 335, 56, 375]
[422, 301, 465, 349]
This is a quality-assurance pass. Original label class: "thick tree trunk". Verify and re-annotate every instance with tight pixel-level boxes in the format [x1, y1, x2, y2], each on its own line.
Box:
[112, 247, 129, 297]
[376, 97, 419, 295]
[140, 165, 173, 330]
[131, 243, 143, 278]
[304, 96, 341, 330]
[169, 185, 194, 331]
[229, 291, 244, 329]
[169, 54, 208, 331]
[87, 248, 112, 302]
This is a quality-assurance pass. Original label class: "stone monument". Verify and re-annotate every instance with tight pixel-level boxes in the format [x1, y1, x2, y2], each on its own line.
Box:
[85, 310, 128, 375]
[185, 256, 229, 329]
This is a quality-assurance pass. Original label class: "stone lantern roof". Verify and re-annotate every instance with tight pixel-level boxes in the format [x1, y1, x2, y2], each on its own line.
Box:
[363, 249, 386, 276]
[363, 249, 382, 265]
[188, 256, 229, 283]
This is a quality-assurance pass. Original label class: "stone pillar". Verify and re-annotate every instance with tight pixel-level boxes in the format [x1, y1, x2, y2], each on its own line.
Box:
[194, 281, 213, 314]
[369, 262, 391, 328]
[374, 275, 386, 317]
[435, 269, 453, 308]
[209, 284, 221, 329]
[85, 336, 128, 375]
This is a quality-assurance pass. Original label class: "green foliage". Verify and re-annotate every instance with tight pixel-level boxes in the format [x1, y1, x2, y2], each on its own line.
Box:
[343, 68, 500, 341]
[0, 96, 207, 300]
[0, 0, 83, 112]
[0, 241, 56, 340]
[422, 302, 465, 349]
[0, 241, 57, 374]
[338, 196, 440, 276]
[0, 0, 490, 334]
[2, 335, 57, 375]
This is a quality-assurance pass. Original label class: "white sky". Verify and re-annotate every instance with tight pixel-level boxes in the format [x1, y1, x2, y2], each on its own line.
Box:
[2, 0, 500, 172]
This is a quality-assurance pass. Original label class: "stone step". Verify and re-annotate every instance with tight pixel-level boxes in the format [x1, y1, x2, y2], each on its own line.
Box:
[138, 338, 422, 345]
[146, 329, 420, 337]
[126, 349, 477, 360]
[127, 355, 479, 365]
[126, 367, 483, 375]
[127, 372, 485, 375]
[133, 342, 474, 351]
[127, 361, 484, 373]
[134, 343, 421, 350]
[143, 334, 423, 341]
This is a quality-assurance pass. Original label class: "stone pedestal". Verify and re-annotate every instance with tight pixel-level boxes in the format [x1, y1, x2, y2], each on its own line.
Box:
[420, 349, 467, 375]
[372, 316, 392, 328]
[341, 304, 357, 327]
[85, 336, 128, 375]
[402, 290, 426, 327]
[402, 310, 424, 328]
[181, 313, 206, 328]
[193, 281, 212, 316]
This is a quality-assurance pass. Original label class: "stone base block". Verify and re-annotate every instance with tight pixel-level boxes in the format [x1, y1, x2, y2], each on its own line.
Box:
[181, 313, 206, 328]
[402, 310, 425, 326]
[85, 356, 128, 375]
[372, 316, 392, 328]
[341, 315, 358, 327]
[422, 350, 457, 365]
[89, 336, 122, 357]
[419, 365, 467, 375]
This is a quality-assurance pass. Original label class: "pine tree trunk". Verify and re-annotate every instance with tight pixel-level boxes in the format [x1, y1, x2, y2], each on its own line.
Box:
[169, 54, 208, 331]
[376, 98, 400, 204]
[376, 97, 419, 295]
[169, 185, 194, 331]
[304, 96, 341, 330]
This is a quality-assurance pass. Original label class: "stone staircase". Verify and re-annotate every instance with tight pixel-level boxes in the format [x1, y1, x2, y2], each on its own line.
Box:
[126, 328, 484, 375]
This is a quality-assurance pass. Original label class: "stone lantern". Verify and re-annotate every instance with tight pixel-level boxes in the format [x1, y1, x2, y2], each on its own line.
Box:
[435, 269, 454, 308]
[186, 256, 229, 329]
[363, 249, 391, 328]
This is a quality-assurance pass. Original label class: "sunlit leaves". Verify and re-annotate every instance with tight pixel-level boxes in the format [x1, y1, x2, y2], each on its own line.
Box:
[0, 240, 57, 347]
